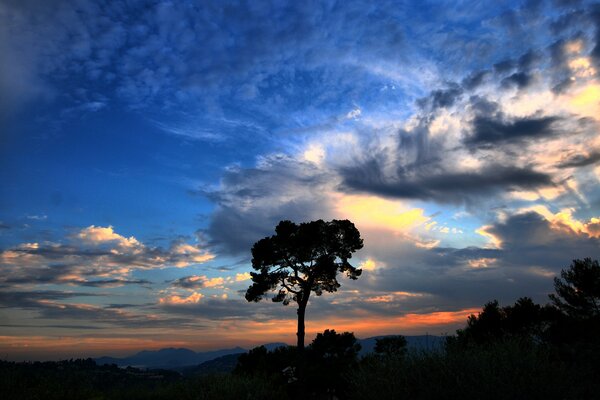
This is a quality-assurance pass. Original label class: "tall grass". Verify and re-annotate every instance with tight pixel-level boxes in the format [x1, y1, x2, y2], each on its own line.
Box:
[346, 340, 595, 400]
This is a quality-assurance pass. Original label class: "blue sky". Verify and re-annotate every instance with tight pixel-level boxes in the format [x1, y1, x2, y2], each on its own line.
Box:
[1, 0, 600, 360]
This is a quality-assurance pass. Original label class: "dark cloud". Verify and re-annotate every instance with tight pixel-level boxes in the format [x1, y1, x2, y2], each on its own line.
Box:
[106, 303, 142, 309]
[79, 279, 152, 288]
[340, 162, 552, 204]
[461, 70, 490, 90]
[501, 72, 533, 89]
[557, 151, 600, 168]
[417, 84, 463, 110]
[517, 50, 541, 70]
[0, 290, 100, 309]
[485, 211, 600, 268]
[493, 59, 515, 74]
[466, 115, 560, 146]
[170, 276, 219, 290]
[205, 155, 333, 255]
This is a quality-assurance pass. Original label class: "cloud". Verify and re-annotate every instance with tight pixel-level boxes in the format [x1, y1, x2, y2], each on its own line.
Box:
[0, 225, 214, 287]
[339, 162, 553, 204]
[0, 289, 203, 331]
[159, 291, 204, 305]
[557, 151, 600, 168]
[76, 225, 141, 248]
[466, 115, 561, 146]
[170, 275, 225, 290]
[204, 154, 335, 255]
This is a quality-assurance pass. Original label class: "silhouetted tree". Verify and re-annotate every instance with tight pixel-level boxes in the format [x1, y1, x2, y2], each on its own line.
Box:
[549, 258, 600, 319]
[307, 329, 361, 397]
[310, 329, 361, 361]
[451, 297, 550, 346]
[245, 219, 363, 350]
[374, 335, 407, 357]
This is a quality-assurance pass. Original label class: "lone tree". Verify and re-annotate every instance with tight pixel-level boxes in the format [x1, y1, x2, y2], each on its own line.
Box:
[245, 219, 364, 350]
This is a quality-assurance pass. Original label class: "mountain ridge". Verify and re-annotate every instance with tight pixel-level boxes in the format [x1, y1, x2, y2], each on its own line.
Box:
[95, 335, 445, 370]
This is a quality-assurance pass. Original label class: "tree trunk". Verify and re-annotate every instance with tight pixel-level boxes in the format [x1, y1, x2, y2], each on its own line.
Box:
[297, 301, 306, 350]
[296, 290, 310, 351]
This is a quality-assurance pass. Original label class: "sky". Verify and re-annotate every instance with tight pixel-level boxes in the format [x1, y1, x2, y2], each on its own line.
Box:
[1, 0, 600, 361]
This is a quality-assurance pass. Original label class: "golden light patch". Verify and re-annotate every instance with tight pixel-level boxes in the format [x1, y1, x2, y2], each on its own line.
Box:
[359, 259, 378, 271]
[570, 83, 600, 108]
[520, 205, 600, 238]
[77, 225, 141, 248]
[475, 225, 502, 248]
[159, 291, 203, 304]
[568, 57, 596, 78]
[303, 143, 326, 164]
[336, 194, 429, 232]
[467, 258, 496, 268]
[235, 272, 252, 281]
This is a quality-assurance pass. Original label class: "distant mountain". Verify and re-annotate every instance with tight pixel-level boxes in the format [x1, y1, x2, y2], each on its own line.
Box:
[95, 337, 444, 371]
[179, 353, 244, 376]
[95, 346, 246, 369]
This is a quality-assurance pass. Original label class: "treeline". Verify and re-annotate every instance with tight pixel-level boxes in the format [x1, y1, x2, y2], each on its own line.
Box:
[232, 258, 600, 399]
[1, 258, 599, 400]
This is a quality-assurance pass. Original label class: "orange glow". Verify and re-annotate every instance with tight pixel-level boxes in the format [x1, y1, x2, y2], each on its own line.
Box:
[1, 308, 479, 360]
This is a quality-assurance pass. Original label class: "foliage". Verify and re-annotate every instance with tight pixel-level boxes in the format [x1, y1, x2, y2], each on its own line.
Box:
[245, 219, 363, 349]
[233, 330, 362, 399]
[305, 330, 361, 397]
[549, 258, 600, 319]
[374, 335, 407, 357]
[450, 297, 553, 346]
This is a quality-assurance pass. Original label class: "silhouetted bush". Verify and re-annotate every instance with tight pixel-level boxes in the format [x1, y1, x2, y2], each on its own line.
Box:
[374, 335, 407, 357]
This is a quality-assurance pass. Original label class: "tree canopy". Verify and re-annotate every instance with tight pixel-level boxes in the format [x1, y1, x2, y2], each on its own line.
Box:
[245, 219, 363, 349]
[550, 258, 600, 319]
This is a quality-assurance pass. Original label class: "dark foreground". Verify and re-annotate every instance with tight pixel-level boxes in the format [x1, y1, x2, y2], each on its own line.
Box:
[1, 339, 599, 400]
